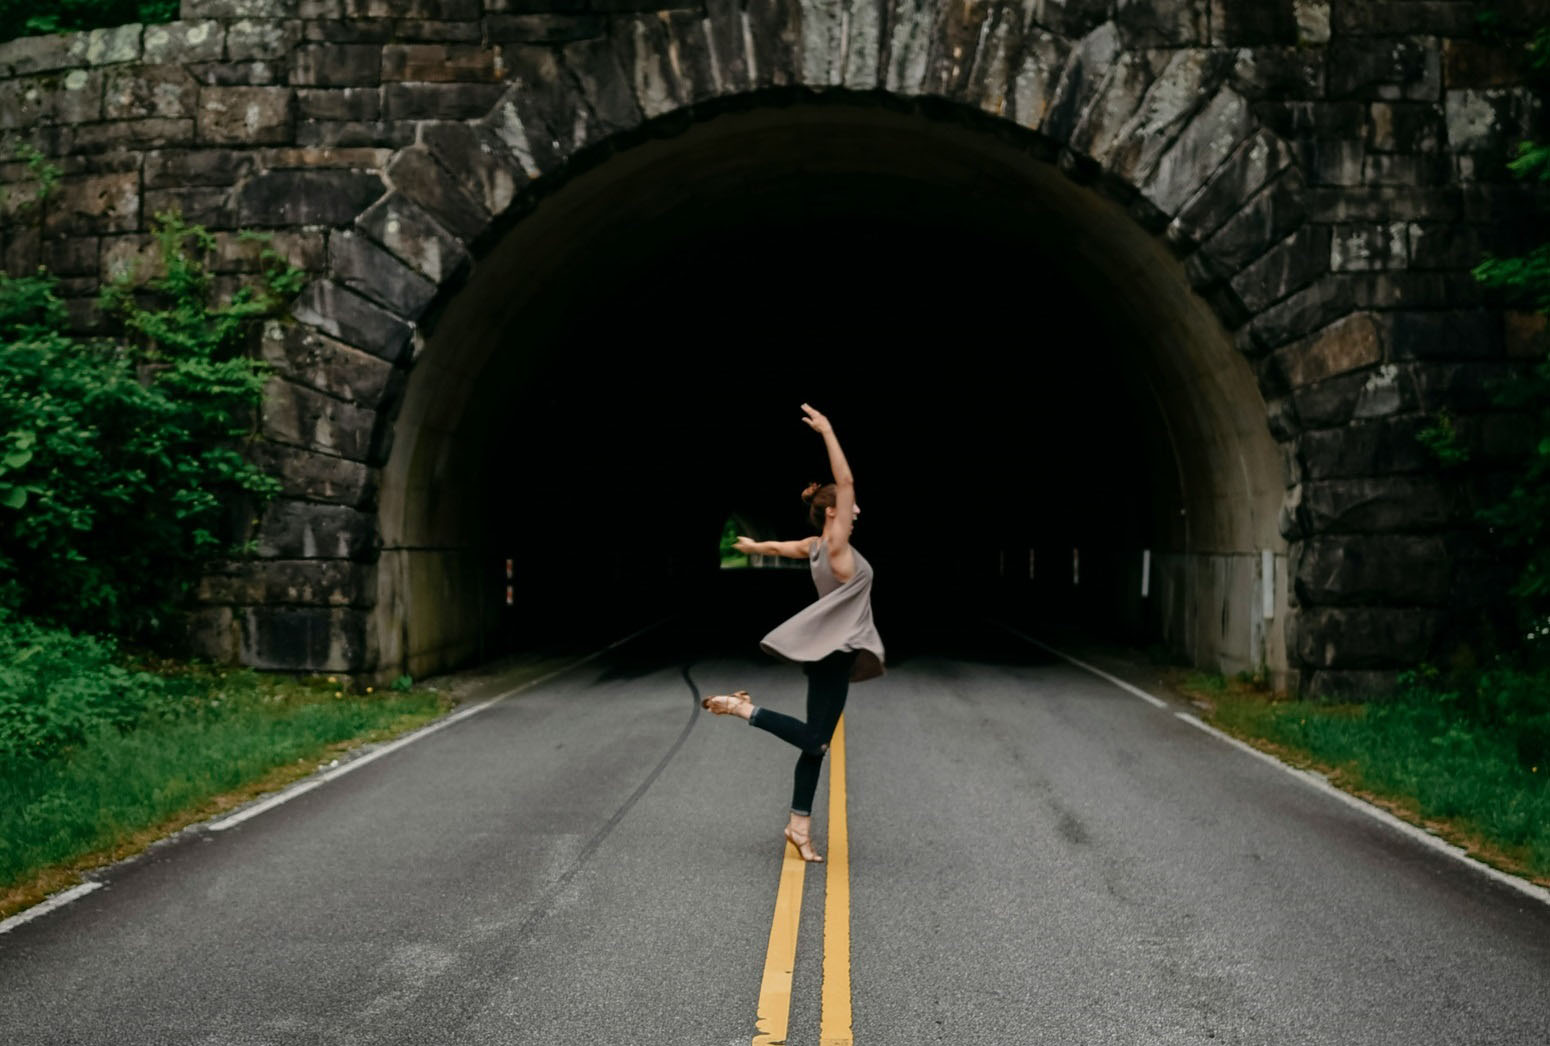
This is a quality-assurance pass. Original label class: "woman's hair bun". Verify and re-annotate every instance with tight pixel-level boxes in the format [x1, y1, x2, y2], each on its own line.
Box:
[800, 481, 821, 503]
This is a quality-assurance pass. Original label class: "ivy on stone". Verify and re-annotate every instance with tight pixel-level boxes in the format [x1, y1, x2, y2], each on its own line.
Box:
[0, 208, 303, 646]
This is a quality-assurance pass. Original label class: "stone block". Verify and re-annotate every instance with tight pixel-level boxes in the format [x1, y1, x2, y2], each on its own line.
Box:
[302, 18, 393, 42]
[1444, 38, 1530, 90]
[392, 19, 484, 42]
[144, 188, 235, 229]
[144, 148, 257, 188]
[1302, 668, 1400, 700]
[1330, 222, 1408, 271]
[1293, 0, 1329, 45]
[1067, 49, 1168, 164]
[296, 121, 416, 148]
[419, 122, 525, 220]
[1328, 36, 1441, 101]
[740, 0, 800, 89]
[1306, 186, 1460, 224]
[381, 43, 500, 81]
[239, 605, 372, 672]
[384, 146, 490, 241]
[1169, 129, 1296, 244]
[1039, 21, 1123, 144]
[382, 82, 505, 120]
[66, 118, 197, 154]
[1245, 275, 1359, 352]
[1210, 0, 1296, 45]
[141, 20, 224, 63]
[258, 502, 379, 564]
[246, 438, 377, 506]
[1504, 311, 1546, 360]
[1299, 476, 1457, 533]
[1140, 87, 1255, 216]
[483, 48, 579, 173]
[1008, 30, 1070, 131]
[66, 24, 142, 66]
[327, 229, 438, 318]
[1230, 45, 1322, 100]
[212, 228, 325, 273]
[100, 233, 165, 285]
[226, 19, 301, 60]
[1385, 310, 1500, 361]
[354, 191, 471, 283]
[40, 235, 99, 276]
[197, 86, 295, 144]
[1294, 607, 1440, 669]
[1268, 312, 1384, 391]
[1115, 0, 1208, 46]
[199, 558, 376, 608]
[557, 37, 643, 140]
[104, 64, 198, 120]
[1292, 534, 1450, 605]
[259, 317, 399, 407]
[660, 9, 719, 105]
[1445, 87, 1542, 154]
[1309, 139, 1364, 186]
[297, 87, 382, 121]
[292, 44, 382, 87]
[1333, 1, 1476, 37]
[261, 376, 377, 460]
[1366, 102, 1443, 154]
[0, 32, 80, 77]
[485, 13, 603, 43]
[289, 279, 414, 364]
[189, 61, 287, 87]
[705, 0, 754, 93]
[1413, 361, 1517, 411]
[1293, 416, 1437, 480]
[184, 0, 288, 16]
[235, 169, 386, 226]
[1405, 221, 1481, 270]
[43, 171, 139, 235]
[1231, 224, 1331, 313]
[1199, 168, 1308, 274]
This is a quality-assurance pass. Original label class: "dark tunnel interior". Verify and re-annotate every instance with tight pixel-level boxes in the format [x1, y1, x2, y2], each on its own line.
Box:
[374, 104, 1286, 681]
[460, 174, 1178, 662]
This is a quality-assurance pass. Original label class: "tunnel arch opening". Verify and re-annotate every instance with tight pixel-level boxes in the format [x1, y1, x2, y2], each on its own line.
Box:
[367, 94, 1290, 687]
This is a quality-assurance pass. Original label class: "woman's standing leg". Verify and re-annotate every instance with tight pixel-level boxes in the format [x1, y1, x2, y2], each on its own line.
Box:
[788, 650, 857, 816]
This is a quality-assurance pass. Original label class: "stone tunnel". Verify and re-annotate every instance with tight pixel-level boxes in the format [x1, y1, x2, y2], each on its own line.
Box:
[0, 0, 1544, 696]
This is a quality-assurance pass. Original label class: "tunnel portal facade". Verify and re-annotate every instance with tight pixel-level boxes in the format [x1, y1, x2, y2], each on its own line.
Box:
[0, 0, 1543, 696]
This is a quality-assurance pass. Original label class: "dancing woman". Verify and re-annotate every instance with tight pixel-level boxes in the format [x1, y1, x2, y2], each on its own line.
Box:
[702, 403, 885, 862]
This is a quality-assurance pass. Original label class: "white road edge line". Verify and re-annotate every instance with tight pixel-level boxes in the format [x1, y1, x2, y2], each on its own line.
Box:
[996, 622, 1550, 909]
[0, 882, 102, 936]
[0, 619, 671, 937]
[208, 619, 668, 831]
[994, 622, 1167, 708]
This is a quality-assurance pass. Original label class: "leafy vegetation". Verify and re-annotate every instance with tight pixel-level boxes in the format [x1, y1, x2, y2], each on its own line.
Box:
[0, 0, 176, 43]
[1, 173, 303, 644]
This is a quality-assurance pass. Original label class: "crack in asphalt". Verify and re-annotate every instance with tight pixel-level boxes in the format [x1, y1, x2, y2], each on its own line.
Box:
[507, 660, 706, 941]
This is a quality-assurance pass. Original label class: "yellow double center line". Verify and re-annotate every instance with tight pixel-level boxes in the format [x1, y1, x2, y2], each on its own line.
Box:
[752, 714, 853, 1046]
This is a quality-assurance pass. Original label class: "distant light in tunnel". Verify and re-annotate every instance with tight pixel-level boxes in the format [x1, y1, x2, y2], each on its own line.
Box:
[1142, 549, 1151, 598]
[1073, 547, 1079, 587]
[1029, 548, 1035, 581]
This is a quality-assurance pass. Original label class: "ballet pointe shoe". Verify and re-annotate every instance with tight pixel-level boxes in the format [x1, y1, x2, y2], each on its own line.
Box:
[701, 689, 751, 717]
[784, 825, 824, 863]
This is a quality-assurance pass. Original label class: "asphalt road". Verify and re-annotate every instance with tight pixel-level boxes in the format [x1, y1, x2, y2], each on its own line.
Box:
[2, 616, 1547, 1045]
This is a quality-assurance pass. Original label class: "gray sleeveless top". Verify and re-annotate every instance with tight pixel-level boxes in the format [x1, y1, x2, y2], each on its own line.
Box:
[759, 537, 885, 683]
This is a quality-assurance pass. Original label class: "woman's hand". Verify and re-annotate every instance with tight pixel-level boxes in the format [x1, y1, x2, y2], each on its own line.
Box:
[733, 535, 758, 555]
[800, 402, 833, 435]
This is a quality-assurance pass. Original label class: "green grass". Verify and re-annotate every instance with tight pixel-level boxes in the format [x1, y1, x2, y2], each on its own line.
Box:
[1, 664, 449, 916]
[1179, 670, 1550, 885]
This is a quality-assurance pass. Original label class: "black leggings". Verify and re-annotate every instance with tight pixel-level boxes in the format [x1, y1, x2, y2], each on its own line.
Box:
[748, 649, 859, 816]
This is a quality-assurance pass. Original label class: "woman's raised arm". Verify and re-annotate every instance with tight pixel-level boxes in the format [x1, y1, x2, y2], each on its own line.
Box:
[801, 403, 856, 550]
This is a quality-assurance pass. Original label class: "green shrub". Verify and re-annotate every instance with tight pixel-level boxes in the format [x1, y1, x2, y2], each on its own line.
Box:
[0, 604, 172, 762]
[0, 209, 303, 644]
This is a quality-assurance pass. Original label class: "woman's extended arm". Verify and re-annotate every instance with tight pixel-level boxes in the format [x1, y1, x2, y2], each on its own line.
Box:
[733, 536, 813, 558]
[801, 404, 857, 564]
